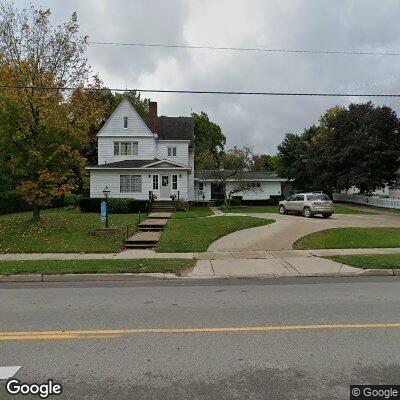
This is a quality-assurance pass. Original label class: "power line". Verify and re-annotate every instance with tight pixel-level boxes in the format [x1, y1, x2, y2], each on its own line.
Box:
[89, 41, 400, 56]
[1, 84, 400, 98]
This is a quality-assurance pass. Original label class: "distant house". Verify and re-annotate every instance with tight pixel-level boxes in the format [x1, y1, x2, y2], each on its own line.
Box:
[86, 98, 287, 203]
[389, 184, 400, 199]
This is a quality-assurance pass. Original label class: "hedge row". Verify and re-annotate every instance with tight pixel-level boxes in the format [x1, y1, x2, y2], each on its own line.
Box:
[0, 191, 70, 215]
[230, 195, 285, 206]
[78, 198, 150, 213]
[0, 191, 31, 215]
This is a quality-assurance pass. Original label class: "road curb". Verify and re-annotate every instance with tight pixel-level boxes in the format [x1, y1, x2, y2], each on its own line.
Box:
[0, 273, 180, 282]
[0, 270, 398, 282]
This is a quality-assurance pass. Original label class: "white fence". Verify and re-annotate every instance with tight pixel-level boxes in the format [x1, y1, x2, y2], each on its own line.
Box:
[333, 193, 400, 209]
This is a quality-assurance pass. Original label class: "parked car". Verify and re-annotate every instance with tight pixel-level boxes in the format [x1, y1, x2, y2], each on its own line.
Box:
[278, 193, 334, 218]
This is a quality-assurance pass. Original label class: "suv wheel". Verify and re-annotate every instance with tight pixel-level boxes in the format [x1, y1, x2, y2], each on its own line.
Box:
[279, 205, 287, 215]
[303, 207, 313, 218]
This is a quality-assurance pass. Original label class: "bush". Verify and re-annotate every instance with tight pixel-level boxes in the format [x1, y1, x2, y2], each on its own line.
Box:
[220, 205, 231, 213]
[0, 191, 31, 215]
[230, 196, 242, 206]
[127, 200, 150, 213]
[175, 199, 189, 211]
[64, 193, 83, 208]
[78, 198, 102, 213]
[78, 198, 150, 213]
[108, 198, 130, 213]
[269, 195, 285, 205]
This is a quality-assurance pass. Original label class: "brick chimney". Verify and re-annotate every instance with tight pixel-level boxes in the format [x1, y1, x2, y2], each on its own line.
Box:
[149, 101, 158, 135]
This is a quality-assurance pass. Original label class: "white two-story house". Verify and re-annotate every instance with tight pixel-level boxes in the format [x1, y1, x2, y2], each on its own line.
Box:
[87, 98, 288, 203]
[87, 99, 195, 201]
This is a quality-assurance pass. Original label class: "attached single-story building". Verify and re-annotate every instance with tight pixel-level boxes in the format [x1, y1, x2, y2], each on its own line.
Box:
[193, 170, 288, 202]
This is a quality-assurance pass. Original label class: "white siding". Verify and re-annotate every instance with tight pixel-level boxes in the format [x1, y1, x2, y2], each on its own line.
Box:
[193, 180, 282, 201]
[90, 169, 189, 200]
[194, 181, 211, 201]
[98, 136, 155, 164]
[97, 99, 154, 138]
[188, 149, 195, 201]
[156, 141, 189, 166]
[226, 181, 281, 200]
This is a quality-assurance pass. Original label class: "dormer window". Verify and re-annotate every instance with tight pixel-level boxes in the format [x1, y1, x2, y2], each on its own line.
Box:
[123, 117, 128, 129]
[168, 146, 177, 157]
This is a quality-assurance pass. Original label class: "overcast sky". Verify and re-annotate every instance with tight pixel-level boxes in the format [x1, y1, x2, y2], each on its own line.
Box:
[14, 0, 400, 153]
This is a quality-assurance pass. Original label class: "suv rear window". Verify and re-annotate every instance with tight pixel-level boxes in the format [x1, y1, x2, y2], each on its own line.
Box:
[307, 194, 330, 201]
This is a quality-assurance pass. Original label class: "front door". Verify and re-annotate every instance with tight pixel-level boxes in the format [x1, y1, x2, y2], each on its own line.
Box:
[160, 175, 170, 199]
[211, 183, 224, 200]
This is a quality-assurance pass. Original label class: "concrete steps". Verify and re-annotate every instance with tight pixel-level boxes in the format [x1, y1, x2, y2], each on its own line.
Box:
[124, 232, 161, 249]
[124, 204, 173, 249]
[148, 212, 172, 219]
[138, 219, 168, 232]
[151, 201, 175, 213]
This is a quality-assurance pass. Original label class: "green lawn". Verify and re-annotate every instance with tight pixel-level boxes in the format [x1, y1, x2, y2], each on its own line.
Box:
[0, 208, 145, 253]
[171, 207, 213, 219]
[0, 258, 195, 276]
[293, 227, 400, 250]
[336, 202, 400, 215]
[333, 205, 375, 215]
[223, 206, 278, 214]
[327, 254, 400, 269]
[221, 204, 374, 215]
[158, 216, 274, 252]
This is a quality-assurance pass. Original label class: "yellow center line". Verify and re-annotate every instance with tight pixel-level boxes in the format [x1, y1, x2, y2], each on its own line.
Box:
[0, 322, 400, 341]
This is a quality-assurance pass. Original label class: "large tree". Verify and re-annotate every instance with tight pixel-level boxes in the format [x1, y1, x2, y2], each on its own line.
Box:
[0, 3, 106, 220]
[275, 126, 318, 191]
[196, 146, 261, 204]
[306, 102, 400, 193]
[192, 111, 226, 167]
[252, 154, 279, 172]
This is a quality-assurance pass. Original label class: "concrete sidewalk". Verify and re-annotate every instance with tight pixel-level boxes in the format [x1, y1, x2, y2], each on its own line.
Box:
[0, 248, 399, 281]
[1, 247, 400, 261]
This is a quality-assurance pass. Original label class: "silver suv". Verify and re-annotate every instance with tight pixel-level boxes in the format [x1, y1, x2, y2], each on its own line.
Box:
[278, 193, 334, 218]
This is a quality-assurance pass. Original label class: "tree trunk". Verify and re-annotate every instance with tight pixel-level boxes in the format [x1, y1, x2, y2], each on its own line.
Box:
[32, 207, 41, 222]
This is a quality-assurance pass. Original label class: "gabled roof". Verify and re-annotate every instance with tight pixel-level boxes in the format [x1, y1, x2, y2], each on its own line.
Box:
[144, 116, 194, 144]
[195, 170, 287, 181]
[86, 159, 190, 170]
[97, 98, 154, 137]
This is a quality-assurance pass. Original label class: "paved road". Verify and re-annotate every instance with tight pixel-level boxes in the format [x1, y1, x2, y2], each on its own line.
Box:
[209, 212, 400, 251]
[0, 277, 400, 399]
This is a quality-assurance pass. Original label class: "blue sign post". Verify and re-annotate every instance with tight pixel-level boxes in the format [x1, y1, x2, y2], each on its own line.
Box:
[102, 186, 111, 228]
[100, 201, 107, 224]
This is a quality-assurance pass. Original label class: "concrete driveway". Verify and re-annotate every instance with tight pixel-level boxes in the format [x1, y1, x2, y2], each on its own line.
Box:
[208, 212, 400, 252]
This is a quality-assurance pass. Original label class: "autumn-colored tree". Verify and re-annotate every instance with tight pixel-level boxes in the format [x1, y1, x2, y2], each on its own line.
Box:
[0, 3, 106, 220]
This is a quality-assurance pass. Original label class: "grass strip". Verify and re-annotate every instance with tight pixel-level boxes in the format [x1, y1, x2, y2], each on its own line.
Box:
[293, 228, 400, 250]
[326, 254, 400, 269]
[0, 258, 196, 276]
